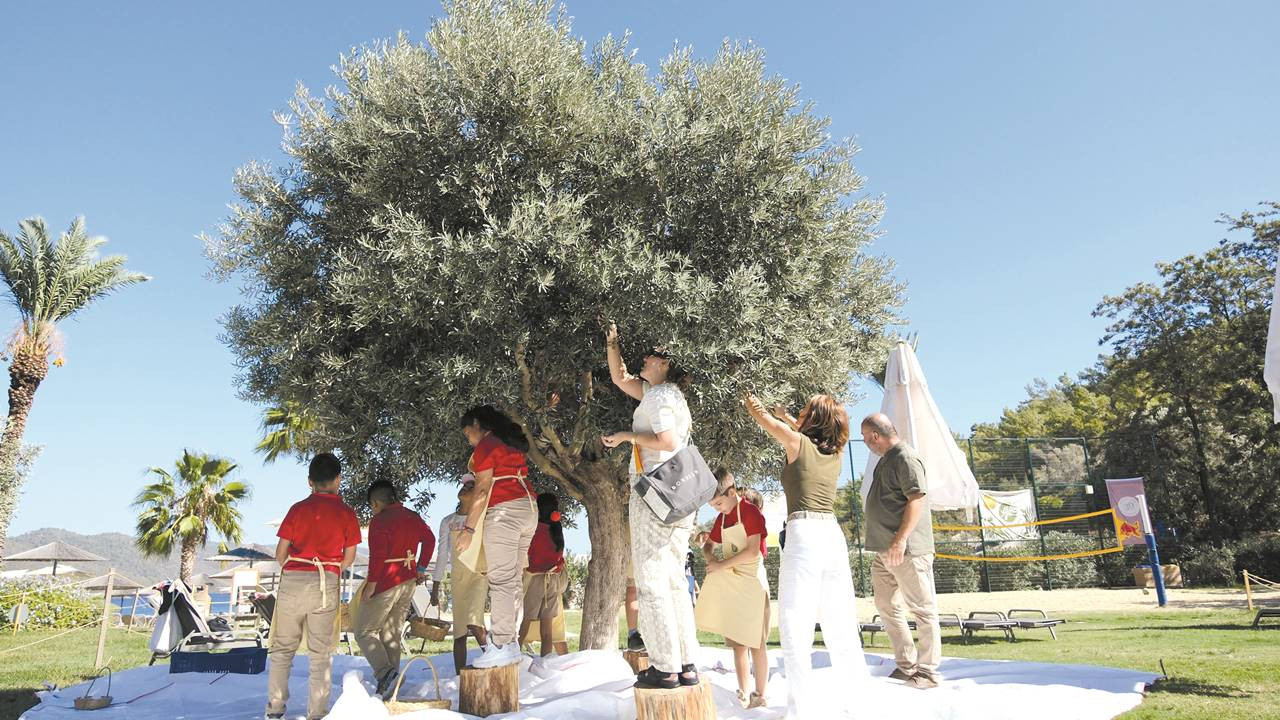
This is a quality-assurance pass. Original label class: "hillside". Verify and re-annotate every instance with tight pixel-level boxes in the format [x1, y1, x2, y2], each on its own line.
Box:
[3, 528, 226, 584]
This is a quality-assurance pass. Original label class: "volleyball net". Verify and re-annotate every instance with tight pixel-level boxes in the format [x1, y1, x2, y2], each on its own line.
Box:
[931, 508, 1126, 563]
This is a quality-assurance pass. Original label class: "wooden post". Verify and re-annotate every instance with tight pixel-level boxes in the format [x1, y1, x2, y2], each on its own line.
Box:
[95, 569, 115, 668]
[459, 664, 520, 716]
[623, 650, 650, 674]
[11, 592, 26, 635]
[1245, 570, 1254, 611]
[634, 678, 716, 720]
[127, 590, 141, 633]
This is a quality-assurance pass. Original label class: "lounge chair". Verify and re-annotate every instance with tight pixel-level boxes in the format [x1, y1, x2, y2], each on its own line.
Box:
[148, 579, 261, 665]
[1253, 608, 1280, 628]
[1008, 608, 1065, 639]
[961, 611, 1018, 642]
[859, 614, 917, 646]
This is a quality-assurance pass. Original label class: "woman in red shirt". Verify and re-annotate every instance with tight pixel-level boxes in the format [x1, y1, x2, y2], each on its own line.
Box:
[455, 405, 536, 669]
[520, 493, 568, 656]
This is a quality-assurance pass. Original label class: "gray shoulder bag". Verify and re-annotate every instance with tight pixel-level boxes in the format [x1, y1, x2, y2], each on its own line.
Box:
[632, 442, 717, 524]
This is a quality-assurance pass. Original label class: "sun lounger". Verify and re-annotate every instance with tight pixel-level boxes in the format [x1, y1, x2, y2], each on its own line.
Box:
[1008, 608, 1065, 639]
[961, 611, 1018, 642]
[859, 614, 917, 646]
[1252, 608, 1280, 628]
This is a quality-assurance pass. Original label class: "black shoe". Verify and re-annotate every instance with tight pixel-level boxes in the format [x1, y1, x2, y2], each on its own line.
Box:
[376, 667, 399, 699]
[679, 663, 699, 686]
[634, 667, 680, 690]
[627, 630, 645, 652]
[888, 668, 915, 682]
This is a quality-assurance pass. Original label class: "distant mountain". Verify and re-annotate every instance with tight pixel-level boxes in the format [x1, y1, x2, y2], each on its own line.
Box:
[3, 528, 226, 584]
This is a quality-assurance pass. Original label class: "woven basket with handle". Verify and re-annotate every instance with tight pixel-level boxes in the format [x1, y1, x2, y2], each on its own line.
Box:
[407, 603, 450, 642]
[74, 667, 112, 711]
[385, 656, 451, 714]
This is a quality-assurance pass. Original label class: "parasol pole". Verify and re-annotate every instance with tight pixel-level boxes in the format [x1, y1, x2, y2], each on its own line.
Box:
[95, 569, 115, 666]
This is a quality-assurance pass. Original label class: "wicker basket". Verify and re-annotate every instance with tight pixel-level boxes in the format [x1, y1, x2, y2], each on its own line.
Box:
[386, 656, 451, 714]
[408, 616, 451, 642]
[74, 667, 112, 711]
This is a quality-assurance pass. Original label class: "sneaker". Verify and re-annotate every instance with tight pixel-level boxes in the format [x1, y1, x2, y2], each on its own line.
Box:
[678, 663, 699, 687]
[747, 692, 766, 709]
[627, 630, 645, 652]
[472, 642, 522, 668]
[376, 667, 399, 700]
[634, 667, 680, 690]
[264, 714, 283, 719]
[905, 674, 939, 690]
[888, 667, 915, 682]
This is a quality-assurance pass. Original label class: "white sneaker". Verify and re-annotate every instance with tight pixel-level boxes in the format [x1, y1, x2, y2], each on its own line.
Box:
[472, 642, 522, 668]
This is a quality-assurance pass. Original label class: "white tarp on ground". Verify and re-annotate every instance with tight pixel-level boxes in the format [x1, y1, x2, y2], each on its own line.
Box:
[863, 342, 981, 512]
[24, 647, 1158, 720]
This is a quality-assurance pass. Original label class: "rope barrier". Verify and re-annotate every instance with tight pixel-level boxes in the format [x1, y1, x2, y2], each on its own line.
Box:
[933, 508, 1116, 532]
[0, 617, 102, 656]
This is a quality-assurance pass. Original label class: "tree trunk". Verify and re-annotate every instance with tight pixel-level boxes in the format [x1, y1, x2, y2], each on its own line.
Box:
[179, 535, 199, 583]
[1180, 396, 1218, 537]
[0, 345, 48, 559]
[576, 470, 630, 650]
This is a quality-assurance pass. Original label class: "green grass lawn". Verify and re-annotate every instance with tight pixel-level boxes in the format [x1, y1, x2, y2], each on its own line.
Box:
[1, 610, 1275, 720]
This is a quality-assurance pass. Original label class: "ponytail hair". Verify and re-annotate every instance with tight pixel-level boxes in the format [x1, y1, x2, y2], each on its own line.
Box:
[460, 405, 529, 453]
[536, 493, 565, 553]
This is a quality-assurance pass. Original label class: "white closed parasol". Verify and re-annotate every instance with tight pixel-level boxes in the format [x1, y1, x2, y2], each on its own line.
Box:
[863, 341, 980, 511]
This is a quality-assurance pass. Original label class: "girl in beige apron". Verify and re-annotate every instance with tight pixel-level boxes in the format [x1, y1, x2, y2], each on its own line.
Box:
[695, 472, 771, 708]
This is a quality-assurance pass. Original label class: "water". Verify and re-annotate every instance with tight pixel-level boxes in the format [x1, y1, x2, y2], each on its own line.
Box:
[114, 590, 356, 617]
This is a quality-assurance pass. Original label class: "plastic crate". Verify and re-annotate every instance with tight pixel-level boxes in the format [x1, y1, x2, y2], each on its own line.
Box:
[169, 646, 267, 675]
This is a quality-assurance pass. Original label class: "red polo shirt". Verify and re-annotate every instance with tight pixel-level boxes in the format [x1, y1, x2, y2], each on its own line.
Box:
[277, 492, 362, 574]
[366, 503, 436, 595]
[710, 499, 768, 557]
[470, 435, 533, 508]
[526, 522, 565, 573]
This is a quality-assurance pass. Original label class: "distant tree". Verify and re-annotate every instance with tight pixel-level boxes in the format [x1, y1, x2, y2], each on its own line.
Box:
[134, 451, 250, 582]
[0, 217, 148, 557]
[207, 0, 900, 648]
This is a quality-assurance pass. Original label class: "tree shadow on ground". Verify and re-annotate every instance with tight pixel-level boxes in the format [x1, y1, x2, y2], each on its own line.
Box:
[1148, 677, 1251, 699]
[0, 688, 39, 720]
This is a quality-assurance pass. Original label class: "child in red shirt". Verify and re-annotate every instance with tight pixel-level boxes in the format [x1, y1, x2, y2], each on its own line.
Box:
[354, 480, 436, 696]
[519, 493, 568, 656]
[695, 469, 770, 709]
[266, 453, 362, 720]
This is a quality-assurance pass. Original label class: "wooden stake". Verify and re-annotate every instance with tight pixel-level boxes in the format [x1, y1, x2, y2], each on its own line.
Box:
[623, 650, 650, 674]
[127, 590, 141, 633]
[1245, 570, 1254, 611]
[634, 678, 716, 720]
[458, 664, 520, 716]
[95, 569, 115, 668]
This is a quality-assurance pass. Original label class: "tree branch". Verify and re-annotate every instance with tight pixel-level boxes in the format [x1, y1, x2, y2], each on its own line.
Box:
[514, 337, 572, 462]
[571, 370, 594, 455]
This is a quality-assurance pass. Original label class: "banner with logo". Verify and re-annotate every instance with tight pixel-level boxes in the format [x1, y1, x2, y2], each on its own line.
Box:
[1105, 477, 1149, 546]
[978, 488, 1039, 543]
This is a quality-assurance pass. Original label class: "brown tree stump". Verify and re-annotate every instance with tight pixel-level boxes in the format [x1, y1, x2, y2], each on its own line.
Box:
[623, 650, 650, 674]
[459, 664, 520, 716]
[634, 679, 716, 720]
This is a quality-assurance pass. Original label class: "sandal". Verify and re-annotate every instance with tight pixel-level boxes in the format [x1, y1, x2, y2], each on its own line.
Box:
[679, 663, 699, 687]
[748, 691, 767, 708]
[634, 667, 679, 690]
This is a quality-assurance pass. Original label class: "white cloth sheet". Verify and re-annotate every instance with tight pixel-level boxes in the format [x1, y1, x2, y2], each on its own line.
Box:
[24, 646, 1158, 719]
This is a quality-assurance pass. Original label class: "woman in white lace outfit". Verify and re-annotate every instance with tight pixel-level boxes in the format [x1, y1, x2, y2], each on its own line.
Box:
[601, 322, 700, 690]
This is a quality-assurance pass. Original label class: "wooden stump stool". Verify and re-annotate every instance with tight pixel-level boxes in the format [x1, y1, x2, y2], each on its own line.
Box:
[623, 649, 650, 674]
[458, 664, 520, 716]
[634, 678, 715, 720]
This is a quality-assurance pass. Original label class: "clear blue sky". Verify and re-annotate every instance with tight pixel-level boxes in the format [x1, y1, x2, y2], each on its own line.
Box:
[2, 1, 1277, 557]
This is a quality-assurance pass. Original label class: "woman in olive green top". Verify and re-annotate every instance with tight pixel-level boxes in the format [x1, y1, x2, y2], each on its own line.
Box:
[744, 392, 869, 720]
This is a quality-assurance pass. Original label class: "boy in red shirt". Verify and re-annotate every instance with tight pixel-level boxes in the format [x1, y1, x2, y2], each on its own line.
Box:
[354, 480, 436, 697]
[266, 453, 362, 720]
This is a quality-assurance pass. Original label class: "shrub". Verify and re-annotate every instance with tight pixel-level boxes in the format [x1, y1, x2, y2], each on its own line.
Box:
[0, 578, 98, 630]
[562, 552, 589, 609]
[1180, 544, 1237, 586]
[1232, 533, 1280, 583]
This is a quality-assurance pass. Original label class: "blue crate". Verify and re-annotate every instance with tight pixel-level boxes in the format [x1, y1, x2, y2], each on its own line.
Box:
[169, 646, 267, 675]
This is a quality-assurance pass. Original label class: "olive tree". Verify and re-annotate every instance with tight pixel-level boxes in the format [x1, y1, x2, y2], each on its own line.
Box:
[207, 0, 900, 649]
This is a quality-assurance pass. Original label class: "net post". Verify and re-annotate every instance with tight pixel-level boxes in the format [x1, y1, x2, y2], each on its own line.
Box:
[1245, 570, 1254, 610]
[1026, 440, 1051, 590]
[967, 438, 991, 592]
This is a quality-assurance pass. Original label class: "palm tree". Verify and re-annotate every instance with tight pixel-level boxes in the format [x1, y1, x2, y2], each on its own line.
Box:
[0, 217, 148, 556]
[134, 451, 250, 582]
[255, 401, 316, 463]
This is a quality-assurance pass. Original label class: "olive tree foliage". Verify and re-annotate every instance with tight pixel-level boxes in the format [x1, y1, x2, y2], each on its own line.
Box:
[206, 0, 901, 648]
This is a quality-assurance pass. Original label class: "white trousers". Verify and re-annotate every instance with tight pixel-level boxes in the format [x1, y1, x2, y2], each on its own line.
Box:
[778, 517, 869, 719]
[629, 492, 699, 673]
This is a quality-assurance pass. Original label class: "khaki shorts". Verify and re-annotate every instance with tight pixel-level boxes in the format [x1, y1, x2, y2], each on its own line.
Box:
[451, 562, 489, 638]
[522, 570, 566, 620]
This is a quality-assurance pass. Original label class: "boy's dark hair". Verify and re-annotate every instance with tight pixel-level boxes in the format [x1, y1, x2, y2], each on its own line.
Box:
[309, 453, 341, 485]
[367, 480, 398, 505]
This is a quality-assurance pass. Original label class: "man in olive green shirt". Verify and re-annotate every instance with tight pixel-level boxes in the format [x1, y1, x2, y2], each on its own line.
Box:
[861, 413, 941, 689]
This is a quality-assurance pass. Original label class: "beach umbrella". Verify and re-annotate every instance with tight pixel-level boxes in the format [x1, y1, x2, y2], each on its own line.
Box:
[0, 563, 86, 578]
[2, 541, 105, 576]
[863, 342, 981, 511]
[205, 544, 275, 566]
[81, 573, 145, 594]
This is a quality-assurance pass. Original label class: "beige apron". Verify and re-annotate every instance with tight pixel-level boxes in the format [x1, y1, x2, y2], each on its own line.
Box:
[458, 472, 535, 572]
[693, 502, 769, 649]
[281, 555, 344, 651]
